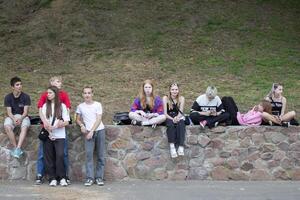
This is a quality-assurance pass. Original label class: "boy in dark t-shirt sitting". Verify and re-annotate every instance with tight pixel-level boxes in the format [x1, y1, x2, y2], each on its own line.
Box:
[4, 76, 31, 158]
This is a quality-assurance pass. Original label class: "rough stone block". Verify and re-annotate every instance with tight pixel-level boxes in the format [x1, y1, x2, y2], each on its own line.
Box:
[226, 158, 240, 169]
[260, 152, 273, 160]
[250, 169, 272, 180]
[241, 161, 254, 171]
[187, 167, 208, 180]
[252, 133, 265, 145]
[271, 133, 287, 144]
[289, 141, 300, 151]
[211, 166, 230, 180]
[198, 135, 211, 148]
[187, 135, 198, 145]
[168, 169, 188, 180]
[104, 157, 127, 181]
[291, 169, 300, 180]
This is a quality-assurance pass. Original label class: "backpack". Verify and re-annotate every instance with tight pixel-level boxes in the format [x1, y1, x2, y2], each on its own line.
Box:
[221, 96, 239, 125]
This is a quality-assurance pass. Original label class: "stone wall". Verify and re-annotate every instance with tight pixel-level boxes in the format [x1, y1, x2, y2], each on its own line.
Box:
[0, 125, 300, 181]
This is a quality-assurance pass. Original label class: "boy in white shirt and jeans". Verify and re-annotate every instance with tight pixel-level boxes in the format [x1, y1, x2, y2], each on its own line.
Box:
[76, 86, 105, 186]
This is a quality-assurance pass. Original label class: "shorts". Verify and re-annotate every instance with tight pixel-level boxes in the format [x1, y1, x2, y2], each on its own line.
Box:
[4, 114, 31, 129]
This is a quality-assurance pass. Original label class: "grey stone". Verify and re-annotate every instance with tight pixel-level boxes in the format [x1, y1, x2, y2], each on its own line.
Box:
[241, 162, 254, 171]
[260, 152, 273, 160]
[187, 167, 208, 180]
[271, 133, 287, 144]
[219, 151, 231, 158]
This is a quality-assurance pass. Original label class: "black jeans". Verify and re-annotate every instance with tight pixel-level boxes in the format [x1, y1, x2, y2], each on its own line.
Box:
[166, 119, 186, 146]
[190, 112, 230, 128]
[43, 138, 65, 181]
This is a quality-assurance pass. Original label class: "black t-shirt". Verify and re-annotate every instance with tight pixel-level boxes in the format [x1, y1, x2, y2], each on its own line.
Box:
[4, 92, 31, 115]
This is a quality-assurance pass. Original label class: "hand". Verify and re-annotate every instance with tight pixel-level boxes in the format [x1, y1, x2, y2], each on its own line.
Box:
[86, 131, 94, 140]
[14, 118, 21, 125]
[56, 120, 65, 128]
[253, 105, 258, 111]
[80, 126, 87, 134]
[173, 116, 178, 123]
[210, 110, 217, 116]
[48, 133, 56, 141]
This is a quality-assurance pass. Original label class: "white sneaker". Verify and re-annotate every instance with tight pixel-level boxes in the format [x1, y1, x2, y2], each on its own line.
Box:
[170, 147, 178, 158]
[49, 179, 57, 187]
[177, 146, 184, 156]
[60, 178, 68, 187]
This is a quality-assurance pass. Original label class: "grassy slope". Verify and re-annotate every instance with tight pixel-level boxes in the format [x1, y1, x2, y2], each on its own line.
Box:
[0, 0, 299, 123]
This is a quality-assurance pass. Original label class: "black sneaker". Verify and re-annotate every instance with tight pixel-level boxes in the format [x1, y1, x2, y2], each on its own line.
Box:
[95, 178, 104, 186]
[35, 175, 43, 185]
[282, 122, 290, 128]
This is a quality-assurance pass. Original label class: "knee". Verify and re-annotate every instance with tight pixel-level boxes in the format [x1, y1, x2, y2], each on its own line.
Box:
[222, 112, 230, 119]
[4, 125, 13, 133]
[291, 111, 296, 118]
[190, 112, 199, 119]
[129, 112, 137, 120]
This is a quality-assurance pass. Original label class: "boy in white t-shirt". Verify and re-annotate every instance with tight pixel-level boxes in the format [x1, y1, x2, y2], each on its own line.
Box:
[76, 86, 105, 186]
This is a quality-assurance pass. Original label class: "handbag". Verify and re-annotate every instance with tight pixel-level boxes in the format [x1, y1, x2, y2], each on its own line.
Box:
[170, 98, 190, 125]
[113, 112, 131, 125]
[38, 117, 56, 141]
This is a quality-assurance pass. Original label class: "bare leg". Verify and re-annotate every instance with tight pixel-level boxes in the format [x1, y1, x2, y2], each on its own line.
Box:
[4, 125, 17, 148]
[17, 126, 29, 149]
[262, 112, 281, 125]
[129, 112, 147, 122]
[281, 111, 296, 122]
[147, 115, 166, 125]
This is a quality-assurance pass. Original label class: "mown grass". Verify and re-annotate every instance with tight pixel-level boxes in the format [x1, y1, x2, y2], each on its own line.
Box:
[0, 0, 299, 123]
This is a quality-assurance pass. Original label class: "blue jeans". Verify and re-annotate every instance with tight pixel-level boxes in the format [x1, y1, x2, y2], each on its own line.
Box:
[85, 129, 106, 180]
[36, 136, 69, 177]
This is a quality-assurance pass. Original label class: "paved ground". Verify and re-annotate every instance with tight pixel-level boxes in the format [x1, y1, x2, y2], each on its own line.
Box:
[0, 180, 300, 200]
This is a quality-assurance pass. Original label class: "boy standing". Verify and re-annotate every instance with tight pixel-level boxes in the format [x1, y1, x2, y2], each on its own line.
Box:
[35, 76, 71, 184]
[76, 86, 105, 186]
[4, 76, 31, 158]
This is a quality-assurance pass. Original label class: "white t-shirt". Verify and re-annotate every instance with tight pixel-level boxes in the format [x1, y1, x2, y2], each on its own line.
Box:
[41, 103, 70, 139]
[76, 101, 105, 131]
[195, 94, 222, 112]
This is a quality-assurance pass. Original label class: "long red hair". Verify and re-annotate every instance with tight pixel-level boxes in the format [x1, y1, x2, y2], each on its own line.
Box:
[138, 79, 155, 110]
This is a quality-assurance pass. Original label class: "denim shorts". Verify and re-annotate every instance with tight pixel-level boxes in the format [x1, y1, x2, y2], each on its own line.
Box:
[4, 114, 31, 129]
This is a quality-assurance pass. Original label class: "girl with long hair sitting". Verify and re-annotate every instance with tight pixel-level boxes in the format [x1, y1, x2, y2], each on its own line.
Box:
[129, 80, 166, 128]
[163, 83, 186, 158]
[262, 83, 297, 127]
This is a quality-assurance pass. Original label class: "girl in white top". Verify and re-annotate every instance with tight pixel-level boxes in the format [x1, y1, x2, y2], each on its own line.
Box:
[40, 86, 70, 187]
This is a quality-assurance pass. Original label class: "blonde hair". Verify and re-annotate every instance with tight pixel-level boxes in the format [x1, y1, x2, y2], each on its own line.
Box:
[139, 79, 155, 110]
[206, 86, 218, 98]
[49, 76, 62, 85]
[168, 82, 180, 109]
[267, 83, 283, 98]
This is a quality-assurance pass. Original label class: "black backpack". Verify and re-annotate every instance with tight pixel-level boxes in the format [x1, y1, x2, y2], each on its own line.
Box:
[221, 96, 239, 125]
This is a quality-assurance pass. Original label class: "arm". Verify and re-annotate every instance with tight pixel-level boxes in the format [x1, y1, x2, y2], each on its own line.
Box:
[130, 98, 145, 116]
[163, 96, 173, 120]
[176, 96, 185, 118]
[76, 113, 87, 135]
[6, 107, 19, 125]
[281, 97, 287, 117]
[191, 101, 210, 116]
[86, 114, 102, 140]
[21, 105, 29, 121]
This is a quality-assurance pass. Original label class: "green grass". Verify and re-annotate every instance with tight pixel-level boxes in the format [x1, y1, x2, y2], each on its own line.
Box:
[0, 0, 299, 123]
